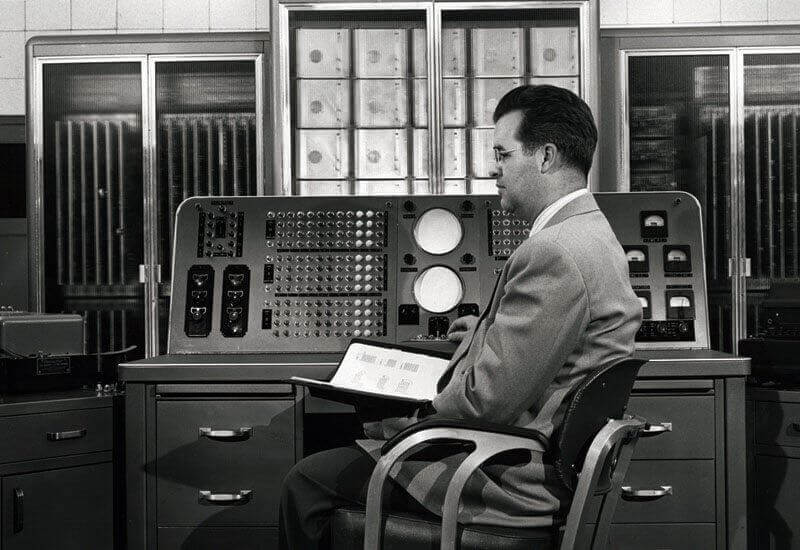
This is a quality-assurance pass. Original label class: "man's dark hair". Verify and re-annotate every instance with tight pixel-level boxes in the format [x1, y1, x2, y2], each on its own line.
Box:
[493, 85, 597, 176]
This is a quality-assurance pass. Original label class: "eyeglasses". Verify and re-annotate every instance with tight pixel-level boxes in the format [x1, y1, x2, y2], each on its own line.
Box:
[493, 148, 517, 164]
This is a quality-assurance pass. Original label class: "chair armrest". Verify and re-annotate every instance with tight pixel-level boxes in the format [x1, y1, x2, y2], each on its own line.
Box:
[560, 416, 647, 550]
[381, 417, 550, 454]
[365, 419, 549, 550]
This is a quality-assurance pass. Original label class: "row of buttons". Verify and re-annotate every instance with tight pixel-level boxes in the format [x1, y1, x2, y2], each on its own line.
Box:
[271, 239, 382, 248]
[268, 210, 381, 219]
[272, 317, 380, 326]
[271, 284, 379, 292]
[271, 254, 379, 262]
[276, 231, 384, 240]
[270, 329, 377, 337]
[274, 273, 378, 281]
[274, 309, 378, 317]
[266, 299, 377, 307]
[277, 219, 382, 229]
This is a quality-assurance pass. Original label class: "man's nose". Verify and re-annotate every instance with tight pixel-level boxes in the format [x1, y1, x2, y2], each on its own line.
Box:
[489, 166, 500, 178]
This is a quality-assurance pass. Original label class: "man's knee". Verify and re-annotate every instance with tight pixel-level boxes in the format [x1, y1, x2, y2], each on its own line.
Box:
[280, 446, 372, 505]
[281, 455, 317, 503]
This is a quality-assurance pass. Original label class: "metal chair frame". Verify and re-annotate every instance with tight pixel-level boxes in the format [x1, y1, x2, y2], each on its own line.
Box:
[363, 416, 646, 550]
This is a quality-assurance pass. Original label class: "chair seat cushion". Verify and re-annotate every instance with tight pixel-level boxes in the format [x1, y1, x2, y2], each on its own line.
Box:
[330, 507, 557, 550]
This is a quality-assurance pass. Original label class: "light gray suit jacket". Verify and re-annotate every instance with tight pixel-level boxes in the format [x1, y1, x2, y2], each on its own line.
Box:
[361, 192, 642, 527]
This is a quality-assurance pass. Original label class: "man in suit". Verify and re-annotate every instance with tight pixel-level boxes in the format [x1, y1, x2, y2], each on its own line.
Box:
[278, 85, 642, 548]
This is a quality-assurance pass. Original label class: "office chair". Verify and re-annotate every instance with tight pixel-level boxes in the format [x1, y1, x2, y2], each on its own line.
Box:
[330, 358, 648, 550]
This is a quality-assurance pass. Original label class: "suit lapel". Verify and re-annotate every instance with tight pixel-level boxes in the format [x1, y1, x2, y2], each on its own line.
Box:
[438, 260, 508, 391]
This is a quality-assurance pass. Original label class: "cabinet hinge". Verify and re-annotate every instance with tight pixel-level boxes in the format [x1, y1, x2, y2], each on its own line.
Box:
[728, 258, 751, 278]
[139, 264, 162, 284]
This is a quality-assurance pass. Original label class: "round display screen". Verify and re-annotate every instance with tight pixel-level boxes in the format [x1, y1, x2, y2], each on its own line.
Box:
[412, 208, 463, 255]
[413, 266, 464, 313]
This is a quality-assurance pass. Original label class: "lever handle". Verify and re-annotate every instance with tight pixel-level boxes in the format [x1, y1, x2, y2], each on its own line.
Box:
[198, 427, 252, 441]
[13, 488, 23, 533]
[621, 485, 673, 501]
[46, 428, 87, 441]
[641, 422, 672, 437]
[198, 490, 253, 504]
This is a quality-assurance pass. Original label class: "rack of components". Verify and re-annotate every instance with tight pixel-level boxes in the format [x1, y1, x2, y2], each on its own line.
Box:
[275, 1, 598, 196]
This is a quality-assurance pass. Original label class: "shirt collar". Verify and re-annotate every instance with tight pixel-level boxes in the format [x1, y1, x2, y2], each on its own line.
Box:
[528, 188, 589, 238]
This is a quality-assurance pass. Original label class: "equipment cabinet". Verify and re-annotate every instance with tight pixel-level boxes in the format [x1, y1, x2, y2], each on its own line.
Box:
[748, 386, 800, 550]
[123, 374, 308, 549]
[25, 33, 272, 359]
[0, 391, 119, 549]
[599, 380, 721, 547]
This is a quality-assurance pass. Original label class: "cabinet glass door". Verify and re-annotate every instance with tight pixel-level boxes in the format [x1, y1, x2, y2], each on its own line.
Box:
[627, 54, 733, 351]
[152, 58, 260, 353]
[742, 52, 800, 339]
[439, 6, 582, 195]
[286, 8, 430, 197]
[38, 60, 146, 360]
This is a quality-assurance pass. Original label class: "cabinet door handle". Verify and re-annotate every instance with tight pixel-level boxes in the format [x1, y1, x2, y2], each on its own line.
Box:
[621, 485, 673, 501]
[198, 490, 253, 504]
[13, 488, 23, 533]
[198, 427, 252, 441]
[641, 422, 672, 437]
[46, 428, 87, 441]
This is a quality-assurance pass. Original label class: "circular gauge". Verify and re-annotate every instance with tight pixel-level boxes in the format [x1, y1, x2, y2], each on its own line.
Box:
[669, 296, 691, 308]
[667, 249, 688, 262]
[643, 214, 665, 227]
[413, 208, 463, 255]
[413, 266, 464, 313]
[626, 249, 646, 263]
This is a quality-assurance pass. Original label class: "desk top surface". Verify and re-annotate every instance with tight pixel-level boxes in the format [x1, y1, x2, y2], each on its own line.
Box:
[119, 348, 750, 383]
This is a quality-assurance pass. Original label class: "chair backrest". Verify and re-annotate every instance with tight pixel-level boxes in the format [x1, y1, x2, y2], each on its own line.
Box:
[551, 358, 647, 492]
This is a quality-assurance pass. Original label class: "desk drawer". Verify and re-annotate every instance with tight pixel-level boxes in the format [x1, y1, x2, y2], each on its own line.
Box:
[589, 460, 715, 523]
[0, 407, 112, 464]
[157, 526, 277, 549]
[156, 399, 295, 526]
[626, 395, 715, 459]
[606, 523, 716, 549]
[755, 401, 800, 448]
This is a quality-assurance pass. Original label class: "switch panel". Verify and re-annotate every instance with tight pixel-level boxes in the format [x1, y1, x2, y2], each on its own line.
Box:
[184, 265, 214, 337]
[221, 265, 250, 337]
[169, 192, 709, 352]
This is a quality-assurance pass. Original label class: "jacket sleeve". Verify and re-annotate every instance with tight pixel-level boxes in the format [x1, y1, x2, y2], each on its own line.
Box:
[432, 238, 589, 423]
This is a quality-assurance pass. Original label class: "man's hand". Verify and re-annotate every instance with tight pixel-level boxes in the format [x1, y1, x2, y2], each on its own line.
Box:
[447, 315, 479, 343]
[363, 421, 385, 439]
[362, 413, 419, 440]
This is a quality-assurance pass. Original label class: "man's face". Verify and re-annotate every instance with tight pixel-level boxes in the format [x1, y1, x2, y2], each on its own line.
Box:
[492, 110, 541, 217]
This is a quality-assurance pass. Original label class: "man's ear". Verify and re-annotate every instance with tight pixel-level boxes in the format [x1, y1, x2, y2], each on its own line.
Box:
[539, 143, 560, 173]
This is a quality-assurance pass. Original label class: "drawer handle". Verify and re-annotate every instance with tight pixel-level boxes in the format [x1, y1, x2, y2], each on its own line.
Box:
[790, 422, 800, 434]
[46, 428, 87, 441]
[621, 485, 673, 501]
[198, 427, 253, 441]
[641, 422, 672, 437]
[198, 490, 253, 505]
[13, 488, 23, 533]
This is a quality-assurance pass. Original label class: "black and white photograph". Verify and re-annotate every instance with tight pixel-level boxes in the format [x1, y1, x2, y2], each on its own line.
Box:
[0, 0, 794, 548]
